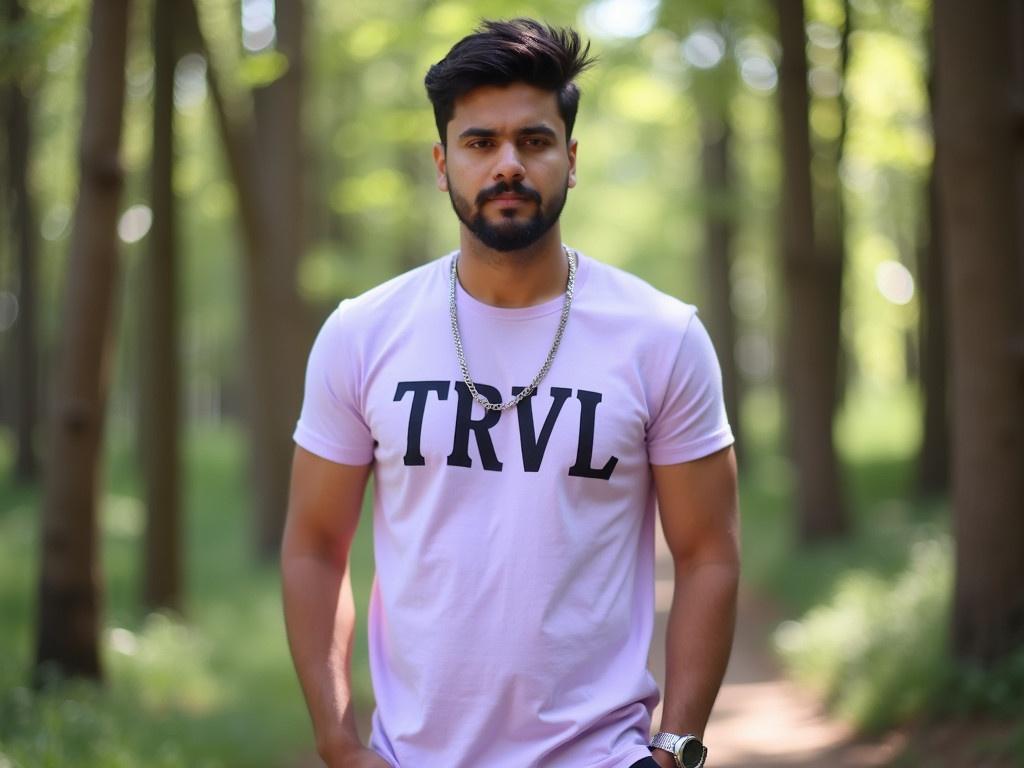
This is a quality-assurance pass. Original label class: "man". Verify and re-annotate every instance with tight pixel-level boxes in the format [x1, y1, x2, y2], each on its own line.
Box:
[282, 19, 739, 768]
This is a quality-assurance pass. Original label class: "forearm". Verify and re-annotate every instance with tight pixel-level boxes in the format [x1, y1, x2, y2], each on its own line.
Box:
[281, 551, 362, 759]
[658, 560, 739, 739]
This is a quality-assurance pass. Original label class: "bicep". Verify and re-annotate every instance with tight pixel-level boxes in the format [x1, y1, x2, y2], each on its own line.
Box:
[282, 445, 372, 565]
[652, 446, 739, 569]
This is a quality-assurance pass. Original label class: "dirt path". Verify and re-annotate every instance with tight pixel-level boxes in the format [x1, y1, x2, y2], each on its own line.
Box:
[649, 529, 904, 768]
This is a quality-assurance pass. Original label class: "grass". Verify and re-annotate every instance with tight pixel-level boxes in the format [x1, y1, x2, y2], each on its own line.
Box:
[0, 424, 377, 768]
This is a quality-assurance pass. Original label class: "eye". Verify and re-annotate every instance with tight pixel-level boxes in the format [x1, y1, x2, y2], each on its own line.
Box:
[522, 136, 551, 148]
[467, 138, 494, 149]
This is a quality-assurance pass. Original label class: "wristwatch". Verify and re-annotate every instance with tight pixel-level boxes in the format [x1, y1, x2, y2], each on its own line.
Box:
[649, 732, 707, 768]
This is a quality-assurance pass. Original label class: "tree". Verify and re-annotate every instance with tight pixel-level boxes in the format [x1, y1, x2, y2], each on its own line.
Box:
[659, 4, 749, 460]
[141, 0, 182, 613]
[809, 0, 851, 410]
[699, 94, 743, 460]
[34, 0, 131, 683]
[777, 0, 847, 543]
[934, 0, 1024, 665]
[249, 0, 313, 558]
[916, 55, 949, 497]
[182, 0, 311, 560]
[4, 0, 40, 483]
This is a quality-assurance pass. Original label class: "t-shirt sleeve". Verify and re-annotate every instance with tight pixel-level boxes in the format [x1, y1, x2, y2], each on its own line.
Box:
[293, 302, 375, 466]
[646, 311, 735, 465]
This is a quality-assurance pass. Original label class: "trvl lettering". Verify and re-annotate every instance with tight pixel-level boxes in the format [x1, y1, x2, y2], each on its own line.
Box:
[514, 385, 571, 472]
[448, 382, 503, 471]
[393, 380, 619, 479]
[567, 389, 619, 480]
[393, 381, 448, 466]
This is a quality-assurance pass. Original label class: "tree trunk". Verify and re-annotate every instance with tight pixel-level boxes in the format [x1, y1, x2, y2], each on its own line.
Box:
[778, 0, 846, 543]
[1015, 0, 1024, 306]
[141, 0, 182, 614]
[249, 0, 311, 559]
[811, 0, 850, 413]
[181, 0, 311, 561]
[917, 32, 950, 498]
[700, 118, 743, 459]
[5, 0, 39, 483]
[917, 156, 950, 497]
[34, 0, 131, 684]
[934, 0, 1024, 665]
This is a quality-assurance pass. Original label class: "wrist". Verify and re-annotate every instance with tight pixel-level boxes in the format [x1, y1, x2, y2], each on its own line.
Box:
[316, 730, 363, 763]
[649, 731, 708, 768]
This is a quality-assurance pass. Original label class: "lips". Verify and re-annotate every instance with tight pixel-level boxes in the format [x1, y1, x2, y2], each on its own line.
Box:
[475, 182, 542, 207]
[489, 195, 531, 204]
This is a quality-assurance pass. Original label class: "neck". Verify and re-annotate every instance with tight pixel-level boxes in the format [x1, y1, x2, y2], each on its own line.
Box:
[456, 227, 569, 308]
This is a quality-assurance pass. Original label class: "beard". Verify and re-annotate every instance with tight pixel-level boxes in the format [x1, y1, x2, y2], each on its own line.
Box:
[447, 176, 569, 253]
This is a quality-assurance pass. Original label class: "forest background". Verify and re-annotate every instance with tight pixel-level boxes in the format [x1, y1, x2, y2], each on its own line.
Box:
[1, 0, 1023, 765]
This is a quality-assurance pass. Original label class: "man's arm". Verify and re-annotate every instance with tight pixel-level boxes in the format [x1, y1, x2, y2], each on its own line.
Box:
[650, 446, 740, 768]
[280, 445, 388, 768]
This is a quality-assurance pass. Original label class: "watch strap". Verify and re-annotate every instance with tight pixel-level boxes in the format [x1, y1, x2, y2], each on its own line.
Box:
[649, 732, 682, 755]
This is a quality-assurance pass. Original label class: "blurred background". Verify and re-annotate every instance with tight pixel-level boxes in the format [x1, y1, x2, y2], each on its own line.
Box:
[1, 0, 1022, 765]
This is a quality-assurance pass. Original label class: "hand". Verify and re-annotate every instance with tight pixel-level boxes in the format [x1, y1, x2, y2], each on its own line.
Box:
[651, 750, 676, 768]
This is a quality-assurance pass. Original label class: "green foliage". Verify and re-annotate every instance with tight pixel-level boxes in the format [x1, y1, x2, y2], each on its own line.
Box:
[0, 427, 377, 768]
[774, 535, 952, 731]
[0, 0, 80, 87]
[939, 647, 1024, 721]
[237, 51, 290, 88]
[13, 0, 934, 428]
[771, 522, 1024, 742]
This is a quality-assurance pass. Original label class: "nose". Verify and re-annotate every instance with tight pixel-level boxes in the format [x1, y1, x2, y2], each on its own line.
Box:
[493, 141, 525, 182]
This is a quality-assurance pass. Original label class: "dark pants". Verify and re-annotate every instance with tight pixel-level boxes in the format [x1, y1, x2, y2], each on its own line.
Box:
[629, 758, 660, 768]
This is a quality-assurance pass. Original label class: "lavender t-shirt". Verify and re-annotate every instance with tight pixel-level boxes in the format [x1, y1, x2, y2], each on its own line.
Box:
[294, 252, 733, 768]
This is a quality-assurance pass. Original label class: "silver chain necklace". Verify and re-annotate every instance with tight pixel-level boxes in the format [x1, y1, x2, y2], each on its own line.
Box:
[449, 245, 577, 412]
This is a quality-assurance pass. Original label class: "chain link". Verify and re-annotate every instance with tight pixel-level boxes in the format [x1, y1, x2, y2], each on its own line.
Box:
[449, 245, 577, 412]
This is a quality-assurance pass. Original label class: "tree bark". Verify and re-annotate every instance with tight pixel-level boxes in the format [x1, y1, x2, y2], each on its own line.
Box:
[249, 0, 311, 559]
[34, 0, 131, 684]
[700, 118, 743, 459]
[141, 0, 182, 614]
[777, 0, 846, 543]
[934, 0, 1024, 665]
[917, 157, 949, 497]
[1015, 0, 1024, 306]
[917, 32, 950, 498]
[5, 0, 39, 483]
[811, 0, 851, 413]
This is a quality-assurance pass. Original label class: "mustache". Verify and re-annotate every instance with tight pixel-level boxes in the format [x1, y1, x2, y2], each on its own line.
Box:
[475, 180, 542, 207]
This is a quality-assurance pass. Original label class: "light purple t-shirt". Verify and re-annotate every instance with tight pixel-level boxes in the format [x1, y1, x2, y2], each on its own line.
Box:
[294, 251, 733, 768]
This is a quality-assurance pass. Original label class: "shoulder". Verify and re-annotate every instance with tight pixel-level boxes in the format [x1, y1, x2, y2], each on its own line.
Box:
[578, 254, 698, 335]
[308, 255, 450, 363]
[330, 254, 450, 328]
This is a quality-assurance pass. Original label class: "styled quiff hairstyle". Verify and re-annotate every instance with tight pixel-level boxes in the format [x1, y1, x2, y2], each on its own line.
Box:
[424, 18, 595, 145]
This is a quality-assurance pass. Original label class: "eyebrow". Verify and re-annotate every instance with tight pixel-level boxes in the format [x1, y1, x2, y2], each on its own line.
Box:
[457, 125, 558, 141]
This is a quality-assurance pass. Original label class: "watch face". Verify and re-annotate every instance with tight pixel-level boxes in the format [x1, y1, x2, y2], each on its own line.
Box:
[680, 738, 704, 768]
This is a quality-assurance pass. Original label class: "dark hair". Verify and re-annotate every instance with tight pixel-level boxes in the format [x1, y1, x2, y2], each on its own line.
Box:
[424, 18, 595, 145]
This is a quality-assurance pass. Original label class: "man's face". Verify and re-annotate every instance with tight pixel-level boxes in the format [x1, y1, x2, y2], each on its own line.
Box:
[433, 83, 578, 252]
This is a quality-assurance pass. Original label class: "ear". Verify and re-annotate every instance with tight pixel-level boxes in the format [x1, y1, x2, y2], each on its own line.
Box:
[567, 138, 578, 189]
[433, 142, 448, 191]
